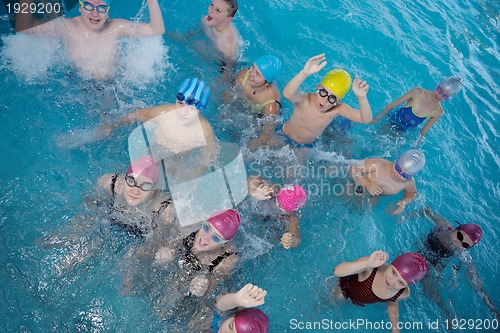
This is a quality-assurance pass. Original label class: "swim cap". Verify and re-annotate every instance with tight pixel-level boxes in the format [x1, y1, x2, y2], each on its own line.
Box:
[396, 149, 426, 176]
[207, 209, 241, 241]
[177, 77, 210, 112]
[457, 223, 483, 246]
[234, 308, 269, 333]
[276, 184, 307, 212]
[438, 76, 462, 98]
[391, 252, 428, 286]
[127, 156, 160, 183]
[255, 55, 282, 82]
[320, 69, 352, 100]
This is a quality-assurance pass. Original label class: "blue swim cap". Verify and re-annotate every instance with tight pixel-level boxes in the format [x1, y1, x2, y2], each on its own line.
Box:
[176, 78, 210, 112]
[255, 55, 282, 82]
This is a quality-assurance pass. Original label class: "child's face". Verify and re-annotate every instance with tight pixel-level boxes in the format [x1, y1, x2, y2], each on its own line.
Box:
[248, 63, 266, 87]
[79, 0, 109, 31]
[314, 85, 336, 112]
[193, 221, 226, 252]
[174, 102, 199, 125]
[217, 316, 237, 333]
[383, 265, 409, 290]
[450, 230, 473, 250]
[206, 0, 232, 26]
[434, 85, 451, 101]
[122, 173, 155, 206]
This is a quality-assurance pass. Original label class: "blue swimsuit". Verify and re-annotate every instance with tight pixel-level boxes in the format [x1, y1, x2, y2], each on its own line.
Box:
[389, 92, 440, 131]
[275, 120, 316, 149]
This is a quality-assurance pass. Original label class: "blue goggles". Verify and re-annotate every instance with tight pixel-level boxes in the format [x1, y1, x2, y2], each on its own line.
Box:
[177, 92, 199, 109]
[395, 160, 412, 179]
[201, 222, 224, 243]
[79, 1, 110, 14]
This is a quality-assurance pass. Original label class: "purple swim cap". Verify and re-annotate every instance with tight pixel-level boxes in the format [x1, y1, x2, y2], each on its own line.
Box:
[207, 209, 241, 241]
[234, 308, 269, 333]
[391, 252, 428, 286]
[457, 223, 483, 246]
[127, 156, 160, 183]
[276, 184, 307, 212]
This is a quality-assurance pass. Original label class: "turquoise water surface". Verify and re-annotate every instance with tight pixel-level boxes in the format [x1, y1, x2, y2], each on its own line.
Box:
[1, 0, 499, 332]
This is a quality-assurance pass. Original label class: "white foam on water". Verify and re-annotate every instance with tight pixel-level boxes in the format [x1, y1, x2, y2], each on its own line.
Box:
[117, 36, 172, 89]
[0, 34, 63, 82]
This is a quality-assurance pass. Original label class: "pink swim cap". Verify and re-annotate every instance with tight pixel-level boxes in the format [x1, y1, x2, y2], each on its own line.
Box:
[234, 308, 269, 333]
[391, 252, 428, 286]
[276, 184, 307, 212]
[127, 156, 160, 183]
[207, 209, 241, 241]
[457, 223, 483, 246]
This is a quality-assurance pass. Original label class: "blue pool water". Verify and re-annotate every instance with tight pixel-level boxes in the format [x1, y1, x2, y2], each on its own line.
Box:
[1, 0, 499, 332]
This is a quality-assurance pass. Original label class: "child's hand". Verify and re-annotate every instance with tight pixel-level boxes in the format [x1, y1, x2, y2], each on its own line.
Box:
[281, 232, 300, 249]
[235, 283, 267, 308]
[368, 250, 388, 268]
[301, 54, 327, 76]
[251, 184, 275, 201]
[392, 200, 407, 215]
[154, 246, 174, 265]
[352, 77, 369, 98]
[189, 275, 210, 297]
[365, 182, 383, 196]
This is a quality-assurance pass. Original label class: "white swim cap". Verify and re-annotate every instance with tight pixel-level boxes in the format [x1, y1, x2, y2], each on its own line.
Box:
[396, 149, 426, 176]
[438, 76, 462, 98]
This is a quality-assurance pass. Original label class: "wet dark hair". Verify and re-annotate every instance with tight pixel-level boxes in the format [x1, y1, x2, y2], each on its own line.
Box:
[224, 0, 238, 17]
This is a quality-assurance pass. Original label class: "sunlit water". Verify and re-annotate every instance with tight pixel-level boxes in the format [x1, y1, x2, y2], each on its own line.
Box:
[1, 0, 499, 332]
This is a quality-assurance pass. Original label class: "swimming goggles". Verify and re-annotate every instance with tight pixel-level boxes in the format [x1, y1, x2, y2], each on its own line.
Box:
[79, 0, 110, 14]
[394, 160, 412, 179]
[316, 88, 338, 105]
[201, 222, 225, 243]
[125, 175, 155, 191]
[436, 85, 450, 100]
[456, 231, 471, 249]
[177, 92, 199, 109]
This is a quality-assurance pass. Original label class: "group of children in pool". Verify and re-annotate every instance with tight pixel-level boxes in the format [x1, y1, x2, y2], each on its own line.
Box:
[20, 0, 499, 332]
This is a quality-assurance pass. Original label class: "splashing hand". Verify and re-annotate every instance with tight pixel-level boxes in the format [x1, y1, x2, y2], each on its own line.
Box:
[251, 184, 275, 201]
[301, 54, 327, 76]
[352, 76, 369, 98]
[368, 250, 389, 268]
[189, 275, 210, 297]
[235, 283, 267, 308]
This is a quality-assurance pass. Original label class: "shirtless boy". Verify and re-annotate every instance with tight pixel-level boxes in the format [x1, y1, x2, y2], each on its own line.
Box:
[201, 0, 240, 60]
[279, 54, 373, 147]
[16, 0, 165, 80]
[350, 149, 425, 215]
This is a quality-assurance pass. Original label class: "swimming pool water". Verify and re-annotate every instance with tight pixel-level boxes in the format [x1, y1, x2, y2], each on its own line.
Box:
[1, 0, 499, 332]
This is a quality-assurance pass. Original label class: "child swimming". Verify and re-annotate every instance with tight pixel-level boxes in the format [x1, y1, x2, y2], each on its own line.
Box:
[211, 283, 269, 332]
[153, 209, 241, 320]
[39, 156, 175, 276]
[372, 77, 462, 139]
[279, 54, 372, 148]
[16, 0, 165, 80]
[333, 251, 428, 333]
[201, 0, 240, 61]
[248, 176, 307, 249]
[418, 207, 499, 321]
[350, 149, 426, 214]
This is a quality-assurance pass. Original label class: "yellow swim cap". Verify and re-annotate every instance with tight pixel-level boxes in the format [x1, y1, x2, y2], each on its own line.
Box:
[320, 69, 352, 100]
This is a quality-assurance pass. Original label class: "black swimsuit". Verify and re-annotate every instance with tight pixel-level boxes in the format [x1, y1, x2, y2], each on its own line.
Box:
[421, 227, 455, 267]
[178, 232, 235, 274]
[109, 174, 171, 238]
